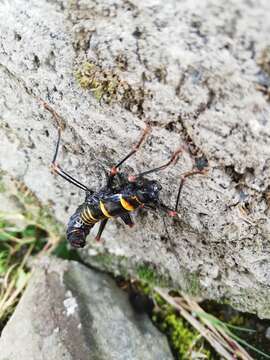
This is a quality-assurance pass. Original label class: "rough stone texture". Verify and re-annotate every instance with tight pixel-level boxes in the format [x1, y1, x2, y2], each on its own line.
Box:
[1, 0, 270, 317]
[0, 257, 173, 360]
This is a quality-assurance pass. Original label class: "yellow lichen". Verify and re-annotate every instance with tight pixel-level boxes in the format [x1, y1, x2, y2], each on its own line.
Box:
[75, 61, 150, 115]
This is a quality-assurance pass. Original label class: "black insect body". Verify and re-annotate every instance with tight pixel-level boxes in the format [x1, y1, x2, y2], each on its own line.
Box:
[46, 102, 206, 248]
[66, 178, 162, 248]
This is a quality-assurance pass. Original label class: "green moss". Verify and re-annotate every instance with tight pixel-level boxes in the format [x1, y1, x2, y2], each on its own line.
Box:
[153, 300, 213, 359]
[75, 62, 120, 102]
[137, 264, 158, 284]
[75, 62, 150, 116]
[185, 272, 201, 297]
[136, 263, 170, 288]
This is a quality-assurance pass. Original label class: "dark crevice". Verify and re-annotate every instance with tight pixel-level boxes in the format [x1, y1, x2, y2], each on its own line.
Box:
[177, 113, 204, 158]
[175, 73, 186, 97]
[177, 81, 216, 159]
[14, 32, 22, 41]
[164, 121, 177, 132]
[224, 165, 254, 184]
[33, 54, 40, 69]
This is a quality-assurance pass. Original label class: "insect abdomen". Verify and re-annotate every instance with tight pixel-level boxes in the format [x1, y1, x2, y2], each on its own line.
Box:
[66, 206, 93, 248]
[80, 204, 100, 225]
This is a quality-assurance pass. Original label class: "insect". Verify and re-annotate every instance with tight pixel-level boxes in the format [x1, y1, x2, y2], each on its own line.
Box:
[45, 102, 206, 248]
[51, 121, 207, 248]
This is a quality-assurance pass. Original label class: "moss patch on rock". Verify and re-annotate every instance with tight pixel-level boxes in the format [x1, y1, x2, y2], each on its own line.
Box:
[84, 247, 173, 288]
[75, 62, 150, 116]
[153, 309, 213, 359]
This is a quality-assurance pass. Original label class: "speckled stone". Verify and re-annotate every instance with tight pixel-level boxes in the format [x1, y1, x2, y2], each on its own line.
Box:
[0, 257, 173, 360]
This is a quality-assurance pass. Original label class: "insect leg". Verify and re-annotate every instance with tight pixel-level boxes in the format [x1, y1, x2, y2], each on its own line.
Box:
[120, 213, 134, 227]
[128, 148, 183, 181]
[174, 168, 208, 212]
[95, 219, 108, 241]
[41, 99, 93, 192]
[107, 124, 151, 187]
[146, 169, 208, 217]
[143, 202, 177, 218]
[51, 127, 93, 192]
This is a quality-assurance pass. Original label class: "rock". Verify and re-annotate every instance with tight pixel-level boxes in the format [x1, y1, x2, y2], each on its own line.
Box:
[0, 257, 173, 360]
[1, 0, 270, 317]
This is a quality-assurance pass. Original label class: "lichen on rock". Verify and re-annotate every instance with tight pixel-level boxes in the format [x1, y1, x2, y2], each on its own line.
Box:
[75, 61, 150, 116]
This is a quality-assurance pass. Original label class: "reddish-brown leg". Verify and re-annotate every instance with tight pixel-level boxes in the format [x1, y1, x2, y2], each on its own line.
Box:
[107, 124, 151, 187]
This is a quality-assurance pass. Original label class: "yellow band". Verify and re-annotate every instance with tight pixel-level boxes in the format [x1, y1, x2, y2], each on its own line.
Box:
[81, 211, 94, 225]
[100, 201, 112, 218]
[120, 195, 135, 211]
[86, 207, 97, 221]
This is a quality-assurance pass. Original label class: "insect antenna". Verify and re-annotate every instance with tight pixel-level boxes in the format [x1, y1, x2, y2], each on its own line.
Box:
[161, 214, 182, 264]
[50, 127, 93, 193]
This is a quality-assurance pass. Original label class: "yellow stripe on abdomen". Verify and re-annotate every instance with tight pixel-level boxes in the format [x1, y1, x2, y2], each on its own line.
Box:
[99, 201, 112, 218]
[81, 210, 95, 225]
[86, 207, 97, 221]
[120, 195, 135, 211]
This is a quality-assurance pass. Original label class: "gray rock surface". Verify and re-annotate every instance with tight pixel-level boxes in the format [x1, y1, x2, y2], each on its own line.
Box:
[1, 0, 270, 317]
[0, 257, 173, 360]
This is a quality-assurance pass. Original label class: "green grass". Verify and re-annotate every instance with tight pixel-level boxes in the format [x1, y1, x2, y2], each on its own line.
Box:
[0, 177, 64, 331]
[0, 216, 42, 328]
